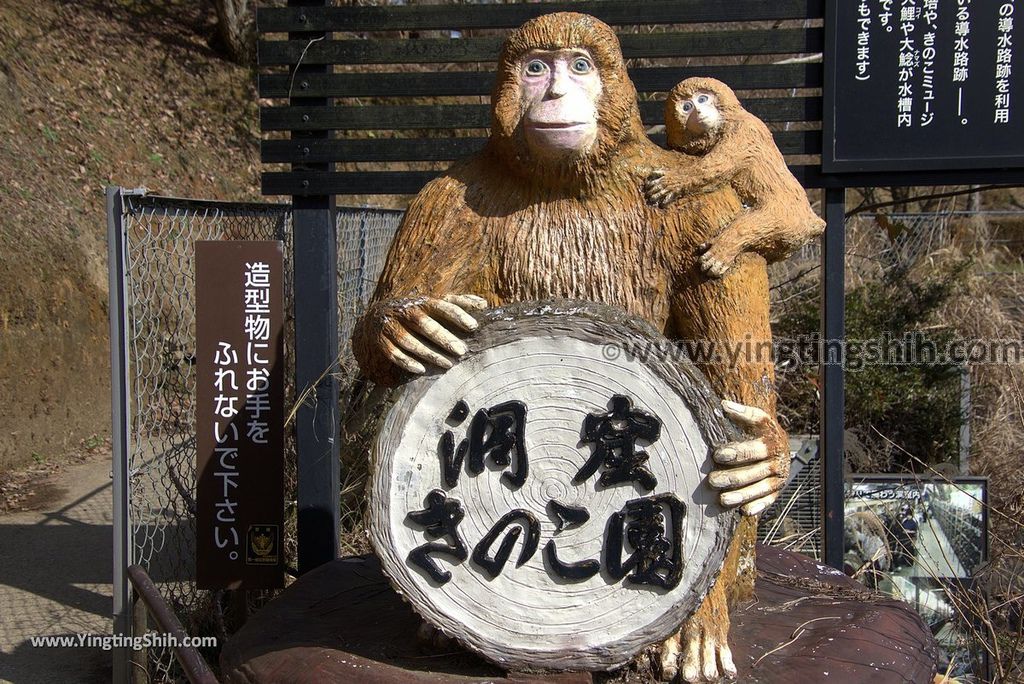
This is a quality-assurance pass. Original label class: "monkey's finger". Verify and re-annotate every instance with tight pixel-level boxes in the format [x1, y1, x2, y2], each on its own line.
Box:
[720, 477, 784, 508]
[648, 192, 675, 209]
[647, 168, 666, 181]
[643, 184, 667, 206]
[382, 319, 452, 368]
[424, 298, 479, 332]
[445, 293, 489, 311]
[699, 253, 731, 279]
[402, 310, 468, 357]
[740, 492, 778, 517]
[650, 189, 672, 205]
[387, 328, 454, 370]
[721, 400, 773, 434]
[713, 439, 768, 465]
[708, 460, 774, 490]
[646, 183, 670, 199]
[381, 336, 426, 375]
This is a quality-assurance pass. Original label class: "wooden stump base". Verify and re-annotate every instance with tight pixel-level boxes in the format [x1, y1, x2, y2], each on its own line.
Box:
[220, 545, 938, 684]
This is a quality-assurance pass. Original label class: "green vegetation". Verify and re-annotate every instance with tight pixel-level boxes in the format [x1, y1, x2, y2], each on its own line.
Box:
[775, 258, 970, 470]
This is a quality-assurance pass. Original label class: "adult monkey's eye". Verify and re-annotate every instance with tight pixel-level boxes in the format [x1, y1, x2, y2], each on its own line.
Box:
[570, 57, 593, 74]
[525, 59, 548, 76]
[696, 94, 710, 104]
[681, 102, 693, 112]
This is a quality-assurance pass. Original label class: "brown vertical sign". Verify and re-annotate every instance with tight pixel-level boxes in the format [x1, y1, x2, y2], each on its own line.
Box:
[196, 241, 285, 589]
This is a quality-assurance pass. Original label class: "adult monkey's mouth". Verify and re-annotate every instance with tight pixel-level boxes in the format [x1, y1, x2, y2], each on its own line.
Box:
[529, 122, 590, 129]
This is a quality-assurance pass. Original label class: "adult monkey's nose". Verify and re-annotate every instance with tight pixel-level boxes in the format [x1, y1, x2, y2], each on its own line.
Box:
[546, 62, 571, 98]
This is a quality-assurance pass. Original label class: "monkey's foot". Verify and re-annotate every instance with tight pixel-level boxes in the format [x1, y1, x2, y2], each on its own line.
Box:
[644, 170, 681, 207]
[696, 238, 743, 279]
[679, 610, 736, 683]
[653, 615, 736, 682]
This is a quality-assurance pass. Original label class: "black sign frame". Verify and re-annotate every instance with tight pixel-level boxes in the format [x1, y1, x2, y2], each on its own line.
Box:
[823, 0, 1024, 176]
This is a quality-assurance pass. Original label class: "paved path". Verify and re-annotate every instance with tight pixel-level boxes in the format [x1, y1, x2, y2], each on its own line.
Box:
[0, 456, 113, 683]
[905, 518, 967, 579]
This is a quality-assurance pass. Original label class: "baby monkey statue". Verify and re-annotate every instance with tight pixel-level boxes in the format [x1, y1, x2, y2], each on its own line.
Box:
[647, 77, 825, 279]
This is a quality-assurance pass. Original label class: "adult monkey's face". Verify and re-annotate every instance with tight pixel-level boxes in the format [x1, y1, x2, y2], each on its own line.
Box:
[490, 12, 645, 180]
[519, 48, 602, 159]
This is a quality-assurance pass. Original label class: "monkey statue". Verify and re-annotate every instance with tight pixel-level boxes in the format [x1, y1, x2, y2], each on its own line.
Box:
[354, 14, 790, 683]
[646, 77, 825, 279]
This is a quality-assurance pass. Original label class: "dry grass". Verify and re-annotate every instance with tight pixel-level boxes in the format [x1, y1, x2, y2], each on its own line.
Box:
[769, 206, 1024, 680]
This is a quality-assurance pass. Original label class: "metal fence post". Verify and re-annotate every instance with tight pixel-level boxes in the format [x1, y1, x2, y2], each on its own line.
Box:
[289, 0, 340, 574]
[960, 365, 971, 475]
[107, 186, 133, 682]
[821, 187, 846, 569]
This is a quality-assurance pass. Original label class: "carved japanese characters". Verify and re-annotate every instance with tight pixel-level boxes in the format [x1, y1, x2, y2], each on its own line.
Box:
[353, 13, 790, 683]
[369, 307, 742, 672]
[646, 77, 826, 279]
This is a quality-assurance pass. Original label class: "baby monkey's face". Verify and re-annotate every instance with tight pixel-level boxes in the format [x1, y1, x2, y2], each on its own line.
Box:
[674, 90, 722, 137]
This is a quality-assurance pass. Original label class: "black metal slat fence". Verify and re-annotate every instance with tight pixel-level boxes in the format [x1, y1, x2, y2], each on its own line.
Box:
[256, 0, 827, 197]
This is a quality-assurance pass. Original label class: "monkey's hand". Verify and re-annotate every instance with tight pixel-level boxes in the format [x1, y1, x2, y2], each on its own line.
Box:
[645, 168, 726, 207]
[644, 169, 683, 207]
[708, 400, 789, 516]
[366, 294, 489, 375]
[655, 581, 735, 682]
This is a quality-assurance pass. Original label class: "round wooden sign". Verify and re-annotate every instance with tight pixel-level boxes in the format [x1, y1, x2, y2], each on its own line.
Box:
[369, 302, 739, 671]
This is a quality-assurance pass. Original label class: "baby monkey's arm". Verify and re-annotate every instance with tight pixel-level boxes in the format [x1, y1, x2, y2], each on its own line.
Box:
[645, 130, 747, 207]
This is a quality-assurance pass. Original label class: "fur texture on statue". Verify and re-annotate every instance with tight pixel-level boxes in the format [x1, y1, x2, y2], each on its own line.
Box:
[647, 76, 826, 279]
[353, 13, 790, 683]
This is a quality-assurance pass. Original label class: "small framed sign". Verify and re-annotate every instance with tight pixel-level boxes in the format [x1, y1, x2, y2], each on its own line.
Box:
[196, 241, 285, 590]
[844, 475, 989, 679]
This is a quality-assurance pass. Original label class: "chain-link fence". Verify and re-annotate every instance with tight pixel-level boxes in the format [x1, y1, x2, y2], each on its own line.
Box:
[794, 210, 1021, 277]
[110, 189, 293, 682]
[762, 209, 1023, 563]
[108, 188, 404, 682]
[336, 208, 403, 363]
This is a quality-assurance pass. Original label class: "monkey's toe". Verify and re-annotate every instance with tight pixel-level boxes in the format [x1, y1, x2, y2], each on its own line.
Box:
[680, 625, 736, 682]
[654, 632, 682, 681]
[698, 253, 731, 279]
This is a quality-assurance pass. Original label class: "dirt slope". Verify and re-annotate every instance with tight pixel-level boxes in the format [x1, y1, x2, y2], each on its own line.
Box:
[0, 0, 262, 471]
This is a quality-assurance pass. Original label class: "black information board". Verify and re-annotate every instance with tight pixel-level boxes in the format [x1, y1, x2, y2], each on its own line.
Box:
[825, 0, 1022, 173]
